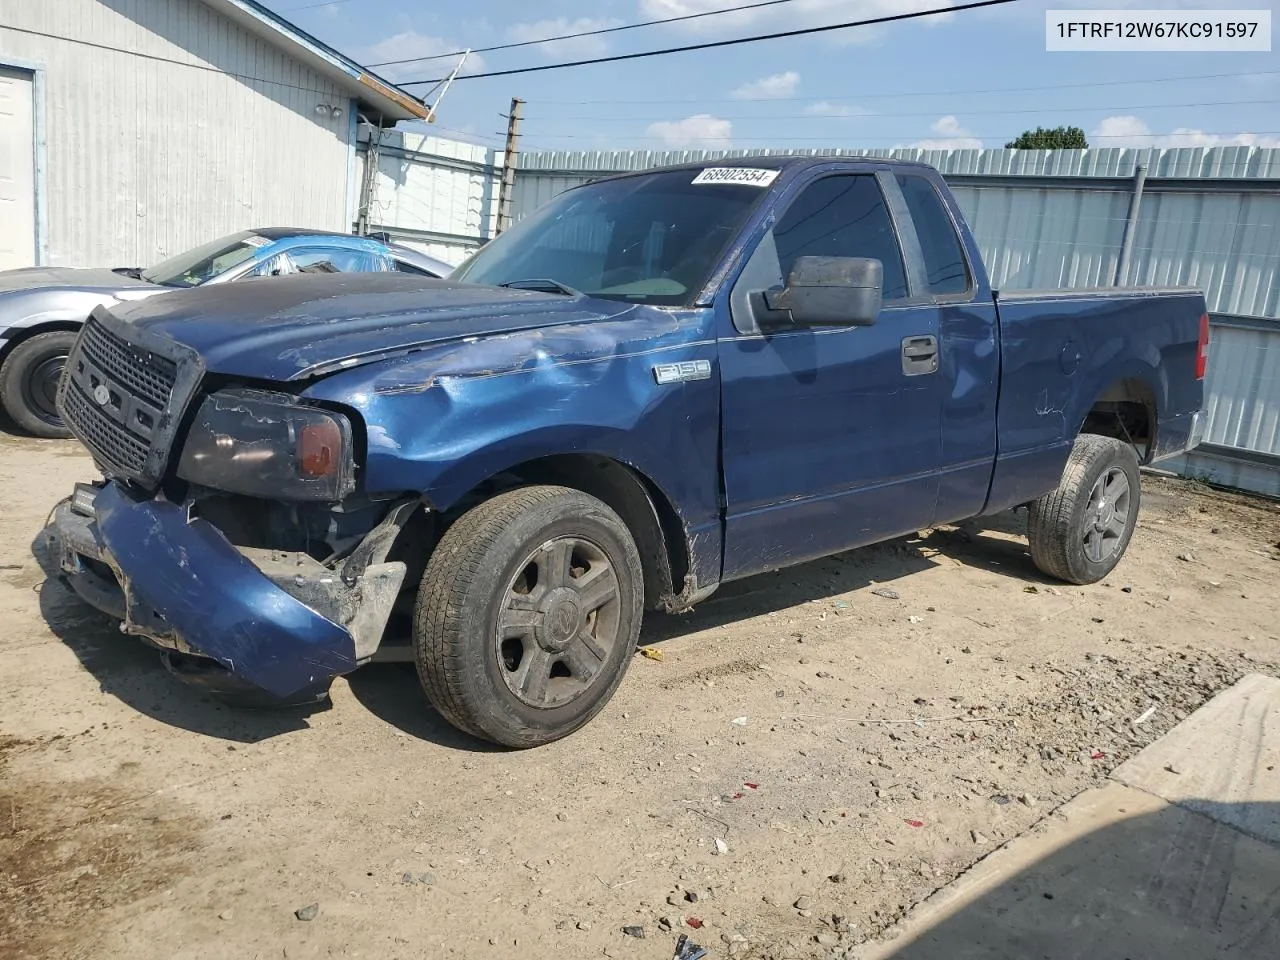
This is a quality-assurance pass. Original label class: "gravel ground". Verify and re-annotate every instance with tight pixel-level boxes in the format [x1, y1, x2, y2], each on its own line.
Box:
[1, 433, 1278, 960]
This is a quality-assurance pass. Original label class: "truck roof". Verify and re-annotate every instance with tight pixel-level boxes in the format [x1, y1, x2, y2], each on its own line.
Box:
[591, 154, 939, 183]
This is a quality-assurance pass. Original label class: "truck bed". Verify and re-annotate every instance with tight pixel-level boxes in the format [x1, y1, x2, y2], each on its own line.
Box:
[984, 285, 1207, 513]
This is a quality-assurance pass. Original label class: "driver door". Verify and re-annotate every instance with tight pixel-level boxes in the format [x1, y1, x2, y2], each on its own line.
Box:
[718, 171, 943, 581]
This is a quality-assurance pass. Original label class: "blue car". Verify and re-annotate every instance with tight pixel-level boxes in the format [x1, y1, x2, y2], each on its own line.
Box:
[0, 229, 453, 437]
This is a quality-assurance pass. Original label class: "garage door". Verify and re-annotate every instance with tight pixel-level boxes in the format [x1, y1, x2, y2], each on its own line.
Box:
[0, 68, 35, 271]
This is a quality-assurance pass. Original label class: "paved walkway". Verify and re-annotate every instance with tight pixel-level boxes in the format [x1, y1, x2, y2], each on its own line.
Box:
[861, 673, 1280, 960]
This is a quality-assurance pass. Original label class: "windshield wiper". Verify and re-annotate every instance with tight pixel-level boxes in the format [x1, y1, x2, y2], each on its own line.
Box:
[497, 278, 582, 297]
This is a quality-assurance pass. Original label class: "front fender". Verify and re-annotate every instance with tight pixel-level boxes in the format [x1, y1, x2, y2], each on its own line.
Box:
[301, 311, 725, 584]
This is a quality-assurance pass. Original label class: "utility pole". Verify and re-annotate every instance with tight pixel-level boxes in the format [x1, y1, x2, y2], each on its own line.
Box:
[355, 121, 382, 237]
[1113, 162, 1147, 287]
[495, 98, 524, 236]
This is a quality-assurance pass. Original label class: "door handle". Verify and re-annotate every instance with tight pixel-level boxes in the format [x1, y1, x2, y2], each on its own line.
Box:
[901, 335, 939, 376]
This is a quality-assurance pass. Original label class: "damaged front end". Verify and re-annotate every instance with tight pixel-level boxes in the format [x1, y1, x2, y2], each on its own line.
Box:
[50, 309, 426, 701]
[50, 482, 420, 702]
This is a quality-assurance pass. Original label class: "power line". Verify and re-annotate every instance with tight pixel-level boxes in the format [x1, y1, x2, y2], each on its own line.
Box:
[397, 0, 1018, 86]
[369, 0, 807, 68]
[533, 69, 1280, 106]
[545, 97, 1280, 123]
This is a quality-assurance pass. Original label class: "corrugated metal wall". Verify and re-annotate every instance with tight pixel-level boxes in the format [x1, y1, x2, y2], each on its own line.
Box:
[306, 137, 1280, 495]
[511, 145, 1280, 497]
[0, 0, 354, 266]
[354, 130, 497, 267]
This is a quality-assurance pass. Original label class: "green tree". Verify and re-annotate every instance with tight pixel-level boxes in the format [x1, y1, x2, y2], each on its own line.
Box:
[1004, 126, 1089, 149]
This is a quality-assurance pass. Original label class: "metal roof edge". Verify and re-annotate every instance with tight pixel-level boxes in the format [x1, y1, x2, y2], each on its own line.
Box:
[517, 146, 1280, 178]
[199, 0, 428, 122]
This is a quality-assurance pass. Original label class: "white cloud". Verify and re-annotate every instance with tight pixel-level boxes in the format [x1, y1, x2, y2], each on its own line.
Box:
[645, 114, 733, 148]
[1092, 115, 1151, 142]
[1093, 115, 1280, 148]
[505, 17, 625, 59]
[355, 31, 486, 82]
[906, 115, 983, 149]
[730, 70, 800, 100]
[803, 100, 865, 117]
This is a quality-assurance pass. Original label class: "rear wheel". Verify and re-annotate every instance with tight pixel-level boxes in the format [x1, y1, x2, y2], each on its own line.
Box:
[1027, 434, 1141, 584]
[0, 330, 77, 438]
[413, 485, 644, 747]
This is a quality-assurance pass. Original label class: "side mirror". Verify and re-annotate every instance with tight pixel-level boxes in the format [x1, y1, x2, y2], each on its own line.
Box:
[760, 256, 882, 327]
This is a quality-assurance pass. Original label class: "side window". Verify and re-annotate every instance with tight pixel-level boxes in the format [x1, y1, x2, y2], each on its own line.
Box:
[895, 175, 970, 296]
[289, 246, 387, 275]
[772, 175, 909, 301]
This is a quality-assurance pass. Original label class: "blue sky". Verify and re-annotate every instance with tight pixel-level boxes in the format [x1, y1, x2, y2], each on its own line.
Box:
[261, 0, 1279, 152]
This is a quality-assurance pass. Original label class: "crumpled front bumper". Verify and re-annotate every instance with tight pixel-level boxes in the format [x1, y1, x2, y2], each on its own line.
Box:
[50, 481, 407, 698]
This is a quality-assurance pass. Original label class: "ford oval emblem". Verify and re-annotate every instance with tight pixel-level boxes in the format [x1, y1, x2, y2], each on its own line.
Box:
[92, 384, 111, 406]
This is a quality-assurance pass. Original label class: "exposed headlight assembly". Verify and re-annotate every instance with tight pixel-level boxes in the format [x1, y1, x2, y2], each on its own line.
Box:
[177, 389, 356, 501]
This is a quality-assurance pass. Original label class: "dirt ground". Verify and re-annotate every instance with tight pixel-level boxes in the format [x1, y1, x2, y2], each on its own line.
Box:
[2, 432, 1278, 960]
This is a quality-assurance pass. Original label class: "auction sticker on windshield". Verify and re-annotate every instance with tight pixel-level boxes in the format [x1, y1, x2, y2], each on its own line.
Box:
[691, 167, 779, 187]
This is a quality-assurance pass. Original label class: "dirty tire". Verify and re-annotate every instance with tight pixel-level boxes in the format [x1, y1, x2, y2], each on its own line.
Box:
[1027, 434, 1141, 585]
[413, 485, 644, 748]
[0, 330, 77, 438]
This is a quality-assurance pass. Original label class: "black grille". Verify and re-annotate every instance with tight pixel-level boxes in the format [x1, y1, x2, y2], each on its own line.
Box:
[78, 317, 176, 410]
[60, 315, 180, 483]
[62, 378, 149, 472]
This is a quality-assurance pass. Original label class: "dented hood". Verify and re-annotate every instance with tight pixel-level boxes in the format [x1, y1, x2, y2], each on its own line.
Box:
[108, 273, 638, 381]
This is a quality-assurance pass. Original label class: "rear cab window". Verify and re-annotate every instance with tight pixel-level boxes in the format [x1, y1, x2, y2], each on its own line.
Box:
[895, 174, 971, 297]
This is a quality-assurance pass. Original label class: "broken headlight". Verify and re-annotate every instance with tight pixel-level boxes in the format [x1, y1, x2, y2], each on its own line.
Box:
[177, 388, 357, 501]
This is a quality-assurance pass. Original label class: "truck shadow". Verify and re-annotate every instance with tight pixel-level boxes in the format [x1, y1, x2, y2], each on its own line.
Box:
[867, 799, 1280, 959]
[31, 509, 1046, 747]
[344, 666, 505, 752]
[642, 510, 1043, 643]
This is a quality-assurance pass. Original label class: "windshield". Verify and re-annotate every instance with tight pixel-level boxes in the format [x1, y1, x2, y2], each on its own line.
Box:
[142, 232, 263, 287]
[451, 169, 772, 306]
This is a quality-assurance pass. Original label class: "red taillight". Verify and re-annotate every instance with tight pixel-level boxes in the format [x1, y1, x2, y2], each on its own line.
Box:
[1195, 313, 1210, 380]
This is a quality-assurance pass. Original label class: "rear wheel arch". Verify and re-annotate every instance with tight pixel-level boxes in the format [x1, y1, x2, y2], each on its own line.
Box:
[1079, 375, 1158, 463]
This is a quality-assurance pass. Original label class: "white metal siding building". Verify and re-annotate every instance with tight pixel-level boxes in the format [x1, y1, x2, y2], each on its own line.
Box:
[0, 0, 426, 270]
[355, 130, 501, 267]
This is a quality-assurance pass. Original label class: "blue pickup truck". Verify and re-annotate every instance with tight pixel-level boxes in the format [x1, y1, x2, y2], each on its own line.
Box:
[48, 157, 1209, 747]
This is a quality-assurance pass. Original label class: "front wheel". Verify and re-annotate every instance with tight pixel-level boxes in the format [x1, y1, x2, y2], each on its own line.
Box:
[0, 330, 78, 438]
[1027, 434, 1141, 584]
[413, 485, 644, 748]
